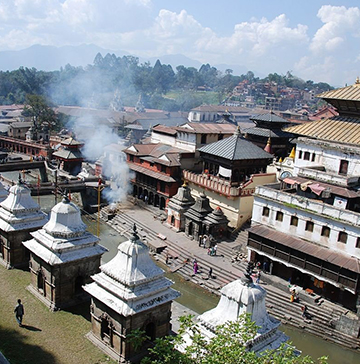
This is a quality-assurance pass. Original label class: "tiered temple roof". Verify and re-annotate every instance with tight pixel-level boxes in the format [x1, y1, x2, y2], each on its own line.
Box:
[0, 180, 47, 232]
[23, 197, 107, 265]
[184, 192, 213, 223]
[84, 224, 180, 316]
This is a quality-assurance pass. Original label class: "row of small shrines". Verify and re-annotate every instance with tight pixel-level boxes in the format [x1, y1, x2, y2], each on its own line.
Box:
[0, 179, 288, 363]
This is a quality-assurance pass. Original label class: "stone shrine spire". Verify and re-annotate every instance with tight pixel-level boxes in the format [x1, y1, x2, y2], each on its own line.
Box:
[83, 224, 180, 362]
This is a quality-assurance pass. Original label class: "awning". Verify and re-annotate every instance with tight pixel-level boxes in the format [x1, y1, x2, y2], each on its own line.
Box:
[219, 166, 232, 178]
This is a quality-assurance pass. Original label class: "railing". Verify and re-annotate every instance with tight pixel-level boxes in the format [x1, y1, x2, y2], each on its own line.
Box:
[298, 166, 360, 187]
[183, 170, 241, 197]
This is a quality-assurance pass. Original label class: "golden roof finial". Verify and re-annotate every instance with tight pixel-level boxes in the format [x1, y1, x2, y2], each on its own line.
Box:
[289, 147, 295, 159]
[356, 76, 360, 85]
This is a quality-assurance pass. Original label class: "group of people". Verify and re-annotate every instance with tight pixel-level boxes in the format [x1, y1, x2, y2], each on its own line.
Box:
[207, 245, 217, 256]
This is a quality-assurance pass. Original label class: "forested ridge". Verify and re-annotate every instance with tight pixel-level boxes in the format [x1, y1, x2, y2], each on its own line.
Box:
[0, 52, 332, 111]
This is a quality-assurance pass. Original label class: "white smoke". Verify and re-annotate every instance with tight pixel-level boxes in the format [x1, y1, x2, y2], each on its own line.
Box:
[70, 115, 133, 203]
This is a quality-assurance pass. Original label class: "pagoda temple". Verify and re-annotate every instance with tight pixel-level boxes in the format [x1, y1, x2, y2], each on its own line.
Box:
[166, 182, 195, 231]
[184, 192, 213, 241]
[244, 112, 294, 158]
[23, 197, 107, 310]
[203, 206, 229, 239]
[83, 224, 180, 363]
[0, 178, 47, 268]
[52, 137, 84, 175]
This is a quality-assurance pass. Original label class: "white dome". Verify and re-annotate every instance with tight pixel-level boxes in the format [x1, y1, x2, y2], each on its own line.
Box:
[198, 279, 276, 334]
[1, 182, 40, 212]
[43, 198, 86, 237]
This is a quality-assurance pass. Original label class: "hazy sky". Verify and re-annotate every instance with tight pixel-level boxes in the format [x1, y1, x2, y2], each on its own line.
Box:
[1, 0, 360, 86]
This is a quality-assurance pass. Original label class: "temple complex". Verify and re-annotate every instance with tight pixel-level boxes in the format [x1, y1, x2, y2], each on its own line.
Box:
[166, 182, 195, 231]
[23, 197, 107, 310]
[0, 178, 47, 268]
[83, 224, 180, 363]
[184, 263, 289, 354]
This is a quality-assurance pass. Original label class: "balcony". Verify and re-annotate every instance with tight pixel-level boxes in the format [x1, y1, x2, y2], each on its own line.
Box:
[183, 170, 241, 197]
[297, 166, 360, 187]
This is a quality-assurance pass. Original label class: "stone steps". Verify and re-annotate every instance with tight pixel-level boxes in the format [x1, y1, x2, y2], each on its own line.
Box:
[99, 207, 360, 351]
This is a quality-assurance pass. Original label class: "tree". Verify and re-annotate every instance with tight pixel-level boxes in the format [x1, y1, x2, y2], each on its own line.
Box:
[22, 94, 59, 132]
[140, 314, 328, 364]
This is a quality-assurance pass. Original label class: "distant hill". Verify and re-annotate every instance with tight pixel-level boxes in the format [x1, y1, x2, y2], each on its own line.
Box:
[0, 44, 251, 77]
[0, 44, 127, 71]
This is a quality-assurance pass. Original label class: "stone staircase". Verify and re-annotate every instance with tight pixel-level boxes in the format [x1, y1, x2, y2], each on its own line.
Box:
[99, 206, 360, 351]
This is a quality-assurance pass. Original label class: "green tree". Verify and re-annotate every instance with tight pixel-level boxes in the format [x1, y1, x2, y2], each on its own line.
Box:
[22, 94, 59, 132]
[140, 314, 328, 364]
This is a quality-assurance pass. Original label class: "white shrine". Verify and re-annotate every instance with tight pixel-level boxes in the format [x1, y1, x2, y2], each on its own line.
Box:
[0, 181, 8, 202]
[23, 196, 107, 310]
[183, 263, 289, 354]
[0, 178, 47, 268]
[84, 224, 180, 363]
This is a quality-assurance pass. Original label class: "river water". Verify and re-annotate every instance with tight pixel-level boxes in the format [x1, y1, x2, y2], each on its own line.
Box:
[2, 171, 359, 364]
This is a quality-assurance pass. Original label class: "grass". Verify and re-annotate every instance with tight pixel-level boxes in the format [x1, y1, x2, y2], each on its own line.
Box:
[0, 265, 115, 364]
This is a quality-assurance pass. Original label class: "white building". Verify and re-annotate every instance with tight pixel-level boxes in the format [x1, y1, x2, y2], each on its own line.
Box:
[247, 80, 360, 314]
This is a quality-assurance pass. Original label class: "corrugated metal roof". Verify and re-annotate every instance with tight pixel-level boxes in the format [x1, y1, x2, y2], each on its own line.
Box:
[250, 112, 289, 124]
[128, 163, 176, 182]
[244, 127, 293, 138]
[284, 116, 360, 145]
[198, 133, 273, 160]
[153, 125, 177, 135]
[248, 225, 360, 273]
[176, 122, 236, 134]
[317, 82, 360, 101]
[281, 175, 359, 198]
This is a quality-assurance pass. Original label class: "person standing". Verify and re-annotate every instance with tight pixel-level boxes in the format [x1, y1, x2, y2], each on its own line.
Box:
[214, 244, 218, 256]
[208, 267, 213, 279]
[256, 271, 261, 283]
[14, 299, 24, 327]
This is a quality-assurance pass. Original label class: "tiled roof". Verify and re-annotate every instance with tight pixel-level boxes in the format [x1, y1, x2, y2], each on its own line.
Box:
[250, 112, 289, 124]
[176, 122, 236, 134]
[317, 82, 360, 101]
[284, 116, 360, 145]
[128, 163, 176, 182]
[248, 224, 360, 274]
[198, 132, 273, 160]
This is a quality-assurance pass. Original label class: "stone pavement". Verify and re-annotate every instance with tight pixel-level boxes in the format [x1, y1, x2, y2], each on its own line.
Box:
[102, 201, 360, 351]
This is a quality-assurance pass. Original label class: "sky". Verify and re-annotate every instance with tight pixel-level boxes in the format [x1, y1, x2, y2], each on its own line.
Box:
[0, 0, 360, 86]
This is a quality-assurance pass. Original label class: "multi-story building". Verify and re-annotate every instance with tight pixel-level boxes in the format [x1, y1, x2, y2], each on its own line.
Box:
[247, 79, 360, 313]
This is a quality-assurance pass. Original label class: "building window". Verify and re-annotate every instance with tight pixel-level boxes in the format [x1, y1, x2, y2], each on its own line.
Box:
[339, 160, 348, 175]
[356, 237, 360, 248]
[160, 182, 166, 192]
[161, 165, 166, 173]
[201, 134, 207, 144]
[276, 211, 283, 222]
[304, 152, 310, 161]
[298, 151, 302, 159]
[218, 134, 224, 141]
[262, 207, 270, 217]
[311, 153, 316, 162]
[338, 231, 347, 244]
[321, 226, 330, 237]
[290, 216, 298, 226]
[305, 221, 314, 232]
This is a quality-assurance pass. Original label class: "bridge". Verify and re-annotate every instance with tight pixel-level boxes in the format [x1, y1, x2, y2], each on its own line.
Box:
[0, 160, 48, 182]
